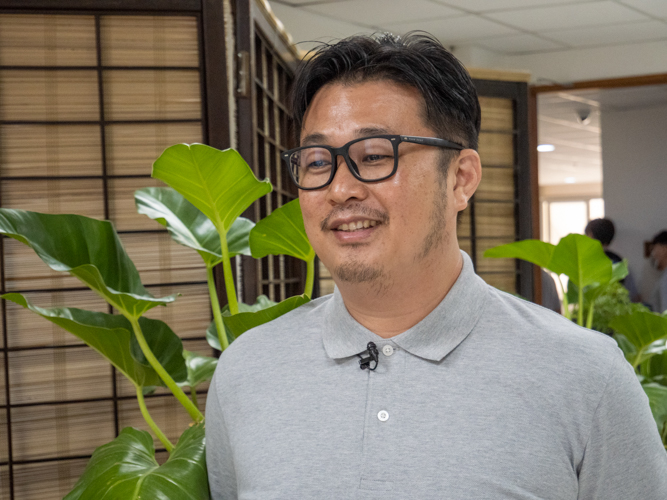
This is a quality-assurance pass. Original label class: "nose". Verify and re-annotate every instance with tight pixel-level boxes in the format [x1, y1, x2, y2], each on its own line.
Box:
[325, 154, 368, 206]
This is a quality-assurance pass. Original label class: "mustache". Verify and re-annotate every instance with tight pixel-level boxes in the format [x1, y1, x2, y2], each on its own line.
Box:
[320, 203, 389, 231]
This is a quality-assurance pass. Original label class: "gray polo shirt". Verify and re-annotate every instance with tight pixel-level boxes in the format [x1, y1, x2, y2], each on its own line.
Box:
[206, 252, 667, 499]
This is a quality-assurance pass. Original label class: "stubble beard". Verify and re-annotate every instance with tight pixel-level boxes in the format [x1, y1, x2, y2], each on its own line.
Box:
[328, 180, 448, 290]
[415, 180, 448, 262]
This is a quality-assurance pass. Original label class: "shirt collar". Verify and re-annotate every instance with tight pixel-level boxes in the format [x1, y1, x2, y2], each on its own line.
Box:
[321, 251, 488, 362]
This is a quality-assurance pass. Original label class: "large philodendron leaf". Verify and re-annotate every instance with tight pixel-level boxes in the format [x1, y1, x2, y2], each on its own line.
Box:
[3, 294, 187, 387]
[610, 311, 667, 367]
[548, 233, 612, 288]
[483, 239, 556, 268]
[179, 350, 218, 389]
[249, 199, 315, 262]
[223, 294, 310, 339]
[0, 209, 176, 319]
[206, 295, 277, 350]
[65, 424, 209, 500]
[152, 144, 272, 236]
[642, 383, 667, 438]
[135, 187, 254, 266]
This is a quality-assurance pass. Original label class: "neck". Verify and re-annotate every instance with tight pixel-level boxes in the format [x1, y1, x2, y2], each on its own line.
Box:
[335, 245, 463, 338]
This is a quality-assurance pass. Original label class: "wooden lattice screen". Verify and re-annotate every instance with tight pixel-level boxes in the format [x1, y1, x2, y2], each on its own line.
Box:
[0, 11, 218, 498]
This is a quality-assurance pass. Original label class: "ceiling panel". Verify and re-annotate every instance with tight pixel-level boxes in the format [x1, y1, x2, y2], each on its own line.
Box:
[618, 0, 667, 19]
[274, 0, 346, 5]
[306, 0, 464, 26]
[485, 1, 649, 32]
[383, 15, 518, 43]
[432, 0, 581, 13]
[270, 2, 371, 50]
[473, 33, 565, 53]
[543, 20, 667, 47]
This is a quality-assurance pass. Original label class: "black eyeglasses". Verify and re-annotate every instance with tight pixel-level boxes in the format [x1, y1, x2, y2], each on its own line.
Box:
[282, 134, 464, 190]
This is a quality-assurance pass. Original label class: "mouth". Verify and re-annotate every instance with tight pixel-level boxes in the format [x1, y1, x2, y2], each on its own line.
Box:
[334, 220, 378, 232]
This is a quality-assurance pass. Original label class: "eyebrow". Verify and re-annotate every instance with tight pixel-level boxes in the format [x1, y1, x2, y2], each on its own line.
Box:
[300, 127, 392, 147]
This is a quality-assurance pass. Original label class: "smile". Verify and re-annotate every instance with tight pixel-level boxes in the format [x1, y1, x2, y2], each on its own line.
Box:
[335, 220, 378, 231]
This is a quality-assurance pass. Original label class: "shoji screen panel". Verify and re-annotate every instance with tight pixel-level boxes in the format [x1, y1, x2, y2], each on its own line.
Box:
[0, 11, 212, 499]
[252, 29, 301, 302]
[461, 75, 533, 298]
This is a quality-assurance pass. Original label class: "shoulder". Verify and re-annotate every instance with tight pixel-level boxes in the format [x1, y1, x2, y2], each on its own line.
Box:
[214, 294, 332, 372]
[477, 285, 622, 371]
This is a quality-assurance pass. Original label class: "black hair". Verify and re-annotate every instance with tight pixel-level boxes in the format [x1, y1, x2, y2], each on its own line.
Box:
[585, 218, 615, 246]
[289, 32, 481, 156]
[653, 231, 667, 245]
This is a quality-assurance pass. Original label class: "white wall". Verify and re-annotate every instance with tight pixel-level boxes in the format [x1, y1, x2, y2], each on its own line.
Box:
[600, 103, 667, 287]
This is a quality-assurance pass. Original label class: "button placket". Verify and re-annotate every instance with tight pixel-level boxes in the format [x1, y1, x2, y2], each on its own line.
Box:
[359, 344, 404, 485]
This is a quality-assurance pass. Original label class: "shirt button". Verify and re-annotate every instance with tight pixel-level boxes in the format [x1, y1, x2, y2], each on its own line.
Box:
[377, 410, 389, 422]
[382, 345, 394, 356]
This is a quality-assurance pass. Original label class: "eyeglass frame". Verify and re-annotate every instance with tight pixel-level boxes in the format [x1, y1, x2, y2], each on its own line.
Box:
[281, 134, 465, 191]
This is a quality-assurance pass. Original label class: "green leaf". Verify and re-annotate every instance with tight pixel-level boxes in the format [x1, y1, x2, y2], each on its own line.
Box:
[223, 294, 310, 339]
[128, 317, 188, 384]
[249, 199, 315, 262]
[206, 295, 278, 350]
[152, 144, 272, 236]
[483, 239, 555, 268]
[2, 293, 186, 387]
[0, 209, 176, 319]
[179, 350, 218, 389]
[135, 187, 254, 266]
[614, 333, 637, 365]
[548, 234, 612, 289]
[611, 259, 629, 283]
[65, 424, 209, 500]
[610, 311, 667, 367]
[642, 383, 667, 437]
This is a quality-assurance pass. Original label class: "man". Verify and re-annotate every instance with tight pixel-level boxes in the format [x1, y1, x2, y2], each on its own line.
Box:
[649, 230, 667, 313]
[206, 33, 667, 498]
[585, 217, 639, 301]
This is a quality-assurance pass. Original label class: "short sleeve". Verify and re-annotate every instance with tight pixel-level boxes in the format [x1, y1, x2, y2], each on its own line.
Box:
[205, 374, 238, 500]
[577, 353, 667, 499]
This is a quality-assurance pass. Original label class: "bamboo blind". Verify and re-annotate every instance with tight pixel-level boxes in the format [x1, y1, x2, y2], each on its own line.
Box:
[252, 29, 303, 302]
[0, 13, 213, 499]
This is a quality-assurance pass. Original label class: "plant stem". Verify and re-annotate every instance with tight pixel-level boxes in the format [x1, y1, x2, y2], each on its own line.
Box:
[129, 317, 204, 422]
[191, 387, 199, 410]
[557, 275, 570, 320]
[577, 285, 585, 326]
[207, 265, 229, 351]
[136, 385, 174, 453]
[219, 230, 239, 315]
[586, 302, 595, 329]
[304, 257, 315, 298]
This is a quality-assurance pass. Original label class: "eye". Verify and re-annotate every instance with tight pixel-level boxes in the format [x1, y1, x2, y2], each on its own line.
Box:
[364, 154, 389, 162]
[308, 159, 332, 169]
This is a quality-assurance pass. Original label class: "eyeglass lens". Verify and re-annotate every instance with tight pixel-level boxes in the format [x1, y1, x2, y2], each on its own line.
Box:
[289, 137, 395, 189]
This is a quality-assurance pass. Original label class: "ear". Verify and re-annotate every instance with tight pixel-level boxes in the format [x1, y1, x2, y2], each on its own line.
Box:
[450, 149, 482, 212]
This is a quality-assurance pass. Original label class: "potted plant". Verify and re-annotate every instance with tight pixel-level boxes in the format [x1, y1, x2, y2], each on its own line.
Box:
[0, 144, 315, 498]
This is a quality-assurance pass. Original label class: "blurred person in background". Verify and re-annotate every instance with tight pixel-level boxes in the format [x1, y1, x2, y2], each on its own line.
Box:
[648, 230, 667, 313]
[585, 218, 639, 301]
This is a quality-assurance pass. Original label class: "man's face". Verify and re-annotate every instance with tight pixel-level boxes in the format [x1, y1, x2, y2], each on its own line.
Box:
[298, 80, 459, 288]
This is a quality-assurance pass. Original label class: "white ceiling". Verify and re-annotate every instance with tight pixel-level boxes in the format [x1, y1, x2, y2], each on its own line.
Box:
[269, 0, 667, 55]
[537, 84, 667, 185]
[267, 0, 667, 188]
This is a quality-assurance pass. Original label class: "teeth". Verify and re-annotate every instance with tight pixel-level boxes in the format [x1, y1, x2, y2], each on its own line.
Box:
[336, 220, 378, 231]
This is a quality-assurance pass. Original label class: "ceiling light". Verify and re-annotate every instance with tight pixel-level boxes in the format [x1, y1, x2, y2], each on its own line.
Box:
[537, 144, 555, 152]
[564, 177, 576, 184]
